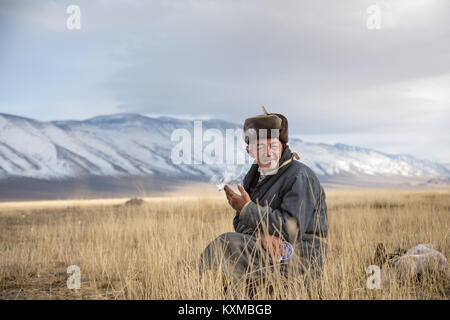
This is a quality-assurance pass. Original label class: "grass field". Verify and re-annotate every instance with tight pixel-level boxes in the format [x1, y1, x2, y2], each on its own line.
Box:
[0, 188, 449, 299]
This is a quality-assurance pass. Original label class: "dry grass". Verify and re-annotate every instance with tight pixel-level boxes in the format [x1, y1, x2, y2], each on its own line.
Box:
[0, 188, 449, 300]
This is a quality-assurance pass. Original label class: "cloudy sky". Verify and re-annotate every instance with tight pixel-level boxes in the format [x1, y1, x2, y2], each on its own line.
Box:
[0, 0, 449, 163]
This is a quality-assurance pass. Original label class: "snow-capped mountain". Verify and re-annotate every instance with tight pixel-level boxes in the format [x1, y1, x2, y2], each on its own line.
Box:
[0, 112, 449, 185]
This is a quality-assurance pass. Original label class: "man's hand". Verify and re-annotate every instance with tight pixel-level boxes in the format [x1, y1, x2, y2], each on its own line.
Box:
[254, 231, 285, 260]
[224, 184, 250, 212]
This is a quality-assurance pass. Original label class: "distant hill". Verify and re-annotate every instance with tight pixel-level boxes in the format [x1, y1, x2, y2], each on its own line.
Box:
[0, 112, 448, 199]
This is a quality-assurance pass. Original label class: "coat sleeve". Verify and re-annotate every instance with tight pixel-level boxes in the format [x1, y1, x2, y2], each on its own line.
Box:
[239, 170, 328, 244]
[233, 210, 254, 234]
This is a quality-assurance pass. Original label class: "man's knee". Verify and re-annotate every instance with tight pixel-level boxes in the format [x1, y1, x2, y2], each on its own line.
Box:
[215, 232, 247, 252]
[200, 233, 239, 267]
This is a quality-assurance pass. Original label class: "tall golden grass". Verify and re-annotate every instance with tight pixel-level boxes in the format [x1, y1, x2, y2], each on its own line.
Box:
[0, 188, 449, 299]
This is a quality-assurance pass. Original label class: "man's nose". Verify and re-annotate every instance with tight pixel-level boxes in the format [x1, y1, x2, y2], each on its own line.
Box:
[266, 145, 272, 157]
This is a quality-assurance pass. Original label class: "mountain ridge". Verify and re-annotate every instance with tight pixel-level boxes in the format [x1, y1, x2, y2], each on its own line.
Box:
[0, 112, 449, 186]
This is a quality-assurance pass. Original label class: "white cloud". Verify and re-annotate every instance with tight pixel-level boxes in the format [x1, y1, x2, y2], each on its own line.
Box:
[0, 0, 449, 162]
[402, 73, 450, 106]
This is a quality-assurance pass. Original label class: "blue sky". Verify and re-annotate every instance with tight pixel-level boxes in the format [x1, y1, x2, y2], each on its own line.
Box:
[0, 0, 449, 163]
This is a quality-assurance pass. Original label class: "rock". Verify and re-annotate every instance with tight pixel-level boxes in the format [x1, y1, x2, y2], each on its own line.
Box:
[124, 197, 145, 206]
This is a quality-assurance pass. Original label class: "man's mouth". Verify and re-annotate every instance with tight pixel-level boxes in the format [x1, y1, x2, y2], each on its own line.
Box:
[259, 158, 278, 167]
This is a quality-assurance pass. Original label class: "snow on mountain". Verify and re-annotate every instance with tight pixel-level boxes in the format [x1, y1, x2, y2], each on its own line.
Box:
[291, 141, 450, 178]
[0, 112, 449, 184]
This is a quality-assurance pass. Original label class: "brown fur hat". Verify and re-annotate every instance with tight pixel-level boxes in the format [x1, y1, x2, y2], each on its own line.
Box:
[243, 106, 289, 144]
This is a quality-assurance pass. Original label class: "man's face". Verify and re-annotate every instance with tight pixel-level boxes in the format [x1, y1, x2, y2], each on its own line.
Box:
[246, 138, 283, 168]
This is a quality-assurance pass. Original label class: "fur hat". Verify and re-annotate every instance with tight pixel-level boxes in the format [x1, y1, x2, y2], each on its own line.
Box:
[243, 106, 289, 144]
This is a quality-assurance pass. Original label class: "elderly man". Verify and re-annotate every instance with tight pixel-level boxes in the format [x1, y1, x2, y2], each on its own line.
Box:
[199, 107, 328, 293]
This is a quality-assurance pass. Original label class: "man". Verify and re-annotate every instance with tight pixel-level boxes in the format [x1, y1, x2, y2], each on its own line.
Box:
[199, 107, 328, 292]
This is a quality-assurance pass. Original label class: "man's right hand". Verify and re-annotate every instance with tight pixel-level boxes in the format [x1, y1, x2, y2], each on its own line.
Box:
[254, 231, 285, 260]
